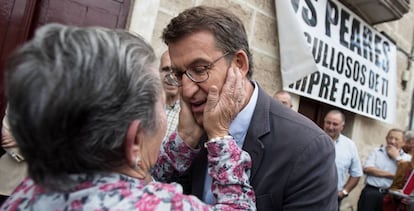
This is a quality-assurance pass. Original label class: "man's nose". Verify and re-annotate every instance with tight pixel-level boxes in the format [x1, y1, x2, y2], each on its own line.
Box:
[181, 76, 198, 96]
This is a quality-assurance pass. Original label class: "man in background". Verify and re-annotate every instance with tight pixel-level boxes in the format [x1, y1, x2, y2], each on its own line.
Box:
[402, 130, 414, 154]
[273, 90, 292, 108]
[159, 51, 180, 139]
[358, 128, 411, 211]
[323, 110, 362, 210]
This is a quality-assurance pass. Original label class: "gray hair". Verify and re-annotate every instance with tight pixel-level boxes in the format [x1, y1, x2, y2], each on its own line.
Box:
[405, 130, 414, 141]
[5, 23, 162, 190]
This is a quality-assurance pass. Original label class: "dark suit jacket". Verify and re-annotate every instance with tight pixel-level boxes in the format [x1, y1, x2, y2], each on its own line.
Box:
[179, 85, 338, 210]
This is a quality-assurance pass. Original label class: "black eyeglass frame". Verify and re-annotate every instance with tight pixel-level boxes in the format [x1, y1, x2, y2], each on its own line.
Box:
[166, 52, 230, 86]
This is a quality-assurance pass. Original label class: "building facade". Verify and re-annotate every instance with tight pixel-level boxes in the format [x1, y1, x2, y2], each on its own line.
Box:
[128, 0, 413, 210]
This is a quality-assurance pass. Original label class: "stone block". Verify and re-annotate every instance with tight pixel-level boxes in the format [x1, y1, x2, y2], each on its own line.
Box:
[252, 12, 278, 57]
[252, 50, 281, 93]
[151, 11, 174, 57]
[199, 0, 254, 38]
[245, 0, 275, 18]
[160, 0, 194, 16]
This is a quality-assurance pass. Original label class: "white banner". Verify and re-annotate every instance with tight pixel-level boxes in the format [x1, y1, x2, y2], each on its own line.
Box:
[276, 0, 397, 123]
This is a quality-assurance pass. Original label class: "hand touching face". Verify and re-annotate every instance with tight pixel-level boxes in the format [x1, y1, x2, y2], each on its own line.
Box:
[203, 67, 246, 139]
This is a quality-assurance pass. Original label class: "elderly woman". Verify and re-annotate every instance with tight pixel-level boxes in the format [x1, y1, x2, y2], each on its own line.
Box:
[0, 24, 255, 210]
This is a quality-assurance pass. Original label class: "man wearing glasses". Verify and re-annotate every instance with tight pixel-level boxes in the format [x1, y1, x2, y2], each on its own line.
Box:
[161, 6, 338, 210]
[159, 51, 180, 140]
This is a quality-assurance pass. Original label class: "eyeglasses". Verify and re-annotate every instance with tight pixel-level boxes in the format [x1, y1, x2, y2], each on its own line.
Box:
[166, 52, 229, 86]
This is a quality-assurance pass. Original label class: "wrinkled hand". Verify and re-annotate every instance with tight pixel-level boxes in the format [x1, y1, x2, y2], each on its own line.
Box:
[1, 125, 17, 149]
[203, 67, 245, 139]
[177, 96, 203, 148]
[386, 144, 400, 160]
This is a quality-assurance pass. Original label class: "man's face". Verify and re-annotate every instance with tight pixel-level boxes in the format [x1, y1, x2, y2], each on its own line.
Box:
[168, 30, 230, 125]
[274, 93, 292, 108]
[403, 138, 414, 153]
[323, 112, 344, 140]
[159, 52, 179, 98]
[386, 130, 405, 149]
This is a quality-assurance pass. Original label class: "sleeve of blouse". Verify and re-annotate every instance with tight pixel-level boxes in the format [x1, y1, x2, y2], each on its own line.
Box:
[167, 136, 255, 210]
[207, 136, 255, 210]
[151, 131, 200, 181]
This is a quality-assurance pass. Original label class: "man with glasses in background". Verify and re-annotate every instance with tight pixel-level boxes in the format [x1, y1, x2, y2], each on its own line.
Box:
[159, 51, 180, 140]
[159, 6, 338, 210]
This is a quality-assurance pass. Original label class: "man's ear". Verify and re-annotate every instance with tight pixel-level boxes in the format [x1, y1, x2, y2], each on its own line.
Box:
[232, 50, 249, 77]
[125, 120, 141, 166]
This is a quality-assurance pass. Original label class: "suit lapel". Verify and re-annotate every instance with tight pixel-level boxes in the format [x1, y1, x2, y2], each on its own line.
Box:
[243, 134, 265, 182]
[191, 134, 208, 199]
[243, 85, 271, 182]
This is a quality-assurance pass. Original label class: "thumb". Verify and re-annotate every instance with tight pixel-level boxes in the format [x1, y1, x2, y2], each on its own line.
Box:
[205, 85, 219, 111]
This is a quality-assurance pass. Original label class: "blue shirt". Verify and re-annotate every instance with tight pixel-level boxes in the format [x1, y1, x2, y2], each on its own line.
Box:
[335, 134, 363, 190]
[364, 146, 411, 188]
[202, 81, 258, 204]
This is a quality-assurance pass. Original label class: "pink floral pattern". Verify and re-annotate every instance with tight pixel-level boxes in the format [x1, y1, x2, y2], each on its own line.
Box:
[1, 133, 255, 210]
[151, 131, 199, 180]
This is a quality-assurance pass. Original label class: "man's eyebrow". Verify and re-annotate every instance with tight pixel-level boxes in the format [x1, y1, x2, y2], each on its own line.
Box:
[172, 57, 211, 70]
[187, 58, 210, 66]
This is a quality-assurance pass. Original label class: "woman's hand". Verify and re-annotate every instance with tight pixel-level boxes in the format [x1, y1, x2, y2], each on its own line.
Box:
[203, 67, 246, 139]
[1, 123, 17, 149]
[177, 96, 204, 148]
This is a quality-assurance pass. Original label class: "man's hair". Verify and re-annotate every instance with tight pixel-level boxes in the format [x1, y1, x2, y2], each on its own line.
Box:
[162, 6, 254, 79]
[273, 90, 290, 97]
[405, 130, 414, 142]
[325, 109, 346, 124]
[387, 128, 404, 138]
[273, 90, 292, 100]
[5, 23, 162, 190]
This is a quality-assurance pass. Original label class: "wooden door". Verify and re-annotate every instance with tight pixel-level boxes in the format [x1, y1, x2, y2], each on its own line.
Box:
[28, 0, 130, 36]
[298, 97, 354, 135]
[298, 97, 334, 128]
[0, 0, 37, 118]
[0, 0, 131, 110]
[0, 0, 131, 155]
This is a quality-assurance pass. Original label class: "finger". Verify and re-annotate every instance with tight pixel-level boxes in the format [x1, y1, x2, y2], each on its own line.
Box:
[1, 138, 13, 145]
[2, 143, 15, 148]
[178, 95, 192, 122]
[233, 68, 244, 107]
[1, 139, 17, 148]
[205, 85, 219, 112]
[222, 67, 237, 100]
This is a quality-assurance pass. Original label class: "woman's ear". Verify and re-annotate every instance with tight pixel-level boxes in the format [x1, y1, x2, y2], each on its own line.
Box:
[232, 50, 249, 77]
[125, 120, 141, 166]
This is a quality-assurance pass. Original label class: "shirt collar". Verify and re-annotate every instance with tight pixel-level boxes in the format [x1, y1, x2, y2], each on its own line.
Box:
[165, 100, 180, 110]
[334, 134, 342, 143]
[229, 81, 258, 147]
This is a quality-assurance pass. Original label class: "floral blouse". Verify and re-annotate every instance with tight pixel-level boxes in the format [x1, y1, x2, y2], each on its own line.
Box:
[1, 133, 255, 210]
